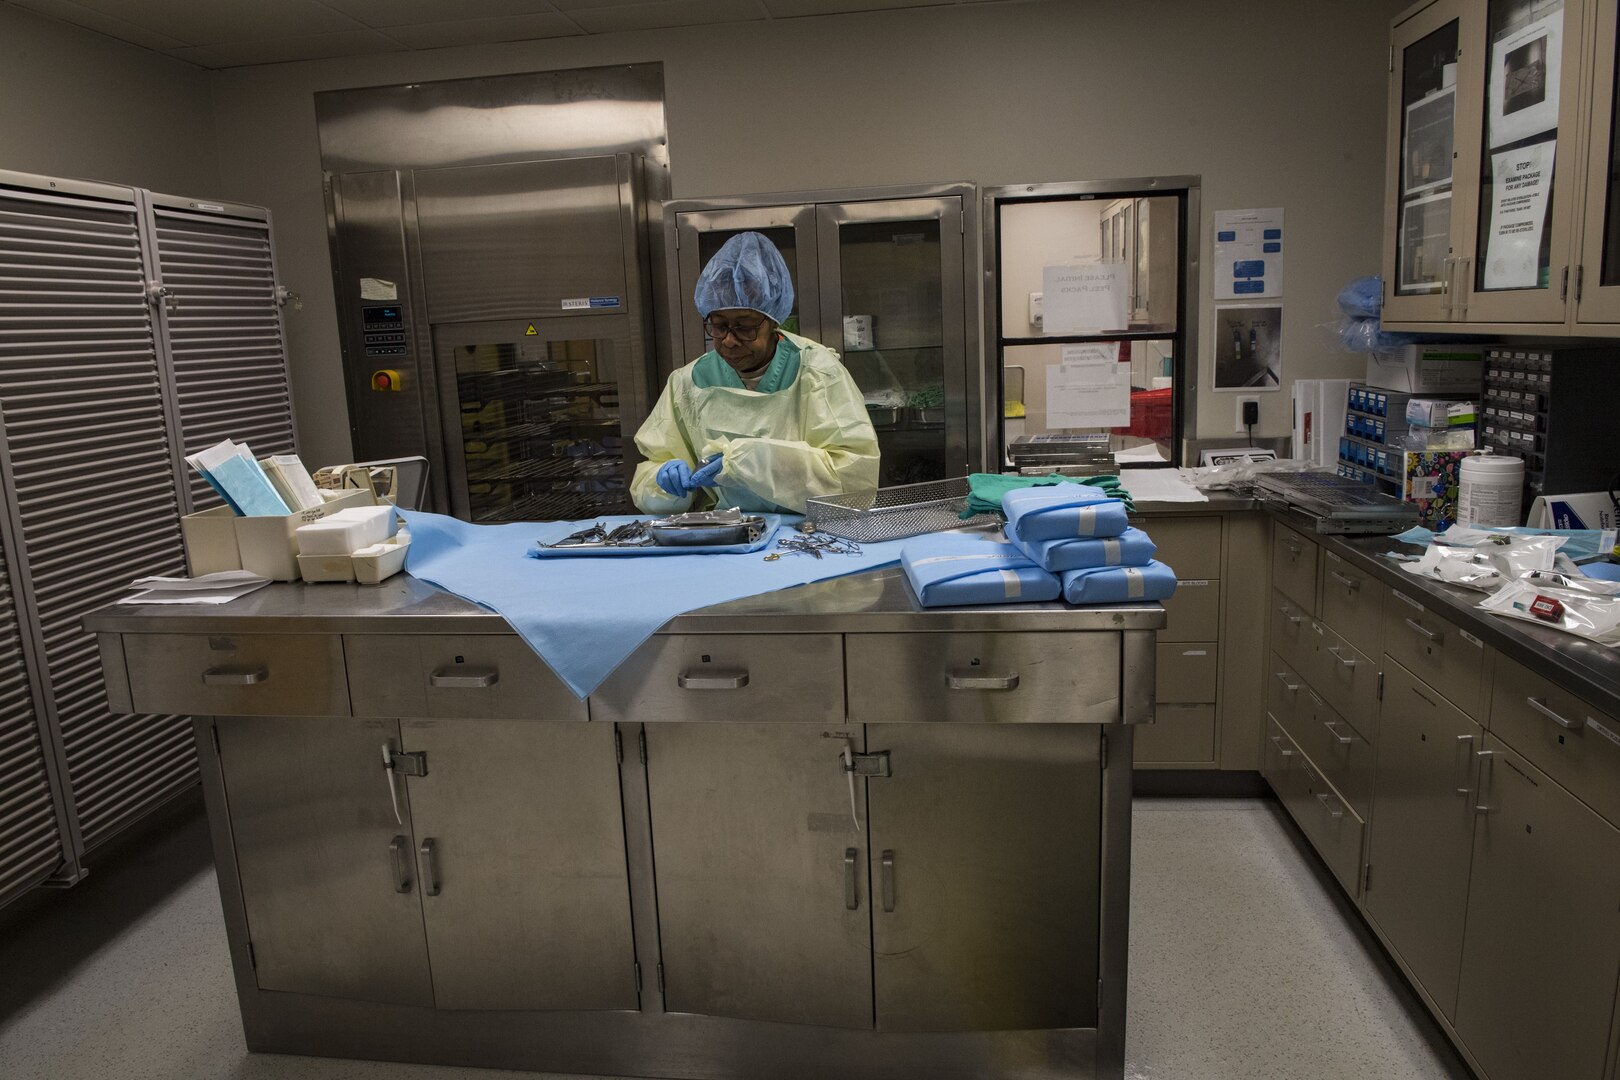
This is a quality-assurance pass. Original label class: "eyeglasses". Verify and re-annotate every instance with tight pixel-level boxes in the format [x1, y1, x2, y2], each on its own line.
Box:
[704, 317, 768, 342]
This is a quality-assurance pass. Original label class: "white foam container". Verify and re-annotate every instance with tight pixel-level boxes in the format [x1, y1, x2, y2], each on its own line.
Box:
[295, 504, 395, 556]
[296, 533, 409, 584]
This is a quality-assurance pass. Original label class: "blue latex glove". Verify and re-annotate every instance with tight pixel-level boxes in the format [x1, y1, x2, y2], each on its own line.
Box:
[656, 460, 694, 496]
[688, 455, 724, 489]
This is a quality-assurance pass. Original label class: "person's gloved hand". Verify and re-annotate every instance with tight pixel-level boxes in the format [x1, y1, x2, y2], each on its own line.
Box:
[656, 460, 694, 496]
[688, 455, 724, 489]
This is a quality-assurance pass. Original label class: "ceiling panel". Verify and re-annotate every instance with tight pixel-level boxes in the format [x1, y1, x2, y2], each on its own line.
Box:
[565, 0, 767, 34]
[319, 0, 576, 31]
[4, 0, 189, 49]
[65, 0, 362, 45]
[204, 28, 406, 67]
[383, 13, 583, 51]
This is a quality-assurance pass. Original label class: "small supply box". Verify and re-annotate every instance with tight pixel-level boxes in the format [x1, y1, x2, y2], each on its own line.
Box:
[181, 488, 375, 582]
[1366, 345, 1485, 394]
[296, 532, 410, 585]
[1405, 398, 1478, 428]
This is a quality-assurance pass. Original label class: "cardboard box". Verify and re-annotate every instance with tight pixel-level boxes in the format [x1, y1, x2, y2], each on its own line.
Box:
[182, 488, 375, 581]
[1528, 492, 1619, 531]
[1366, 345, 1484, 394]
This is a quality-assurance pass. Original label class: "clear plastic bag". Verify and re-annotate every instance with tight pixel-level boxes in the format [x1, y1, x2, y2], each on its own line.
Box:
[1400, 534, 1565, 592]
[1479, 580, 1620, 645]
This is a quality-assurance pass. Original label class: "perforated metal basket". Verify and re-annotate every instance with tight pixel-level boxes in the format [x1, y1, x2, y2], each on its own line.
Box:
[805, 477, 1000, 543]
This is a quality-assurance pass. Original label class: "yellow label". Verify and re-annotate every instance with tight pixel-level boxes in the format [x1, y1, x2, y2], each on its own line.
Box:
[524, 323, 538, 336]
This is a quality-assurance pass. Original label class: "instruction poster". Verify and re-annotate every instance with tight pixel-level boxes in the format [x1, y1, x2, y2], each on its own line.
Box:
[1403, 87, 1455, 195]
[1213, 208, 1283, 300]
[1046, 342, 1129, 428]
[1484, 140, 1555, 289]
[1213, 305, 1281, 391]
[1042, 262, 1127, 333]
[1489, 13, 1561, 148]
[1399, 192, 1451, 292]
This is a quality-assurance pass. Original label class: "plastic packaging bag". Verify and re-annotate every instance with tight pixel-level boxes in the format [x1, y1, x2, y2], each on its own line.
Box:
[1479, 580, 1620, 645]
[1337, 275, 1384, 318]
[1400, 534, 1565, 591]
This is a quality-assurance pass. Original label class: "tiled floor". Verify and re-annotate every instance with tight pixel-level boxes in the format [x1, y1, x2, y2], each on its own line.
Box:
[0, 796, 1472, 1080]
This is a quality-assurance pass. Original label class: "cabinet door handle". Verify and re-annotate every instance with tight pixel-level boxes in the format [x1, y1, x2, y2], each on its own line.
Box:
[1323, 719, 1353, 746]
[1456, 733, 1475, 796]
[1525, 696, 1581, 730]
[1404, 618, 1441, 644]
[1315, 792, 1344, 820]
[1329, 570, 1360, 591]
[946, 669, 1020, 691]
[677, 669, 749, 690]
[419, 838, 441, 896]
[1326, 645, 1358, 668]
[389, 835, 413, 894]
[844, 848, 859, 911]
[1474, 750, 1495, 814]
[429, 666, 498, 688]
[1274, 672, 1300, 692]
[880, 850, 896, 913]
[202, 666, 268, 686]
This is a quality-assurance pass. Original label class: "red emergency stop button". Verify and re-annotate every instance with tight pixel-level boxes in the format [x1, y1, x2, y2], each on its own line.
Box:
[371, 368, 403, 391]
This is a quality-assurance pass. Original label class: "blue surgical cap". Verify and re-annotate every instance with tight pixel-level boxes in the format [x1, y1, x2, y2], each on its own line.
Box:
[694, 232, 795, 323]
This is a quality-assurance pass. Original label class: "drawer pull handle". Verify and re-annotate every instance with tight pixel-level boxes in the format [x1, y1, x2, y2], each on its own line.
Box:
[202, 666, 268, 686]
[1525, 697, 1580, 731]
[880, 850, 896, 913]
[389, 835, 413, 894]
[430, 667, 498, 689]
[1315, 792, 1344, 820]
[1329, 570, 1360, 591]
[678, 669, 750, 690]
[420, 838, 441, 896]
[1323, 720, 1353, 746]
[946, 669, 1020, 691]
[1281, 538, 1302, 555]
[1404, 618, 1441, 643]
[1274, 672, 1300, 692]
[844, 848, 859, 911]
[1326, 646, 1358, 668]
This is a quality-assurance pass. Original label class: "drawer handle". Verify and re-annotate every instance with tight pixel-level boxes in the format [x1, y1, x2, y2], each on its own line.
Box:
[1323, 719, 1353, 746]
[1404, 618, 1441, 644]
[1525, 696, 1581, 731]
[1274, 672, 1300, 693]
[202, 666, 268, 686]
[430, 666, 498, 689]
[1326, 646, 1358, 668]
[844, 848, 860, 911]
[946, 669, 1020, 691]
[389, 835, 413, 894]
[678, 669, 750, 690]
[1315, 792, 1344, 820]
[1270, 735, 1296, 759]
[419, 838, 441, 897]
[881, 850, 896, 913]
[1329, 570, 1360, 591]
[1277, 606, 1303, 625]
[1281, 538, 1302, 556]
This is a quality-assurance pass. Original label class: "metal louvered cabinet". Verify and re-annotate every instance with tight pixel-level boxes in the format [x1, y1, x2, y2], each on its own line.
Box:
[141, 193, 297, 515]
[0, 169, 198, 897]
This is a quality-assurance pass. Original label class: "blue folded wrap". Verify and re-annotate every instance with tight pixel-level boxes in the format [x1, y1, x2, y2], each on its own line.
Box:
[1060, 560, 1179, 604]
[1003, 485, 1129, 544]
[901, 530, 1061, 607]
[1015, 526, 1158, 573]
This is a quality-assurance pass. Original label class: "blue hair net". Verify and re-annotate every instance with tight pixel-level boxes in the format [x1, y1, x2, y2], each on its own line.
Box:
[694, 232, 795, 322]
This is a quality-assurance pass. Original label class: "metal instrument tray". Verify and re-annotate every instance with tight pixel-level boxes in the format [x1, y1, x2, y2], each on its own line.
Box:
[806, 478, 1000, 543]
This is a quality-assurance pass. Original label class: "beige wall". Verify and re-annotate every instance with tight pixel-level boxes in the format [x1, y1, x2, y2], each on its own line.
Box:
[0, 5, 220, 197]
[197, 0, 1402, 465]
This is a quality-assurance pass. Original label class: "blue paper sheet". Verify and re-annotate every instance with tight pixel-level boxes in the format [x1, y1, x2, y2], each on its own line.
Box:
[1003, 486, 1128, 543]
[1392, 525, 1614, 561]
[1013, 527, 1158, 573]
[1060, 560, 1179, 604]
[400, 510, 909, 699]
[901, 531, 1060, 607]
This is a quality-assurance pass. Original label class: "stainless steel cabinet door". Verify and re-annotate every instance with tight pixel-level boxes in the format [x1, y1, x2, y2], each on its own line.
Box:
[645, 722, 872, 1028]
[1454, 735, 1620, 1080]
[866, 723, 1101, 1032]
[1364, 660, 1481, 1019]
[401, 719, 637, 1011]
[216, 716, 433, 1006]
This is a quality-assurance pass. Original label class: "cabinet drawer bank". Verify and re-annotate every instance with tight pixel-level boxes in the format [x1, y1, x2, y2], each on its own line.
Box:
[86, 566, 1163, 1080]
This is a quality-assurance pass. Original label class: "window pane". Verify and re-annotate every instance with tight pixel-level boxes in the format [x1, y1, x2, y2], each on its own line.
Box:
[1002, 338, 1175, 466]
[1395, 19, 1460, 296]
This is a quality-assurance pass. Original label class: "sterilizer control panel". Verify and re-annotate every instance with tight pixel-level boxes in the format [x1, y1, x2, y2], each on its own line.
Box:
[361, 303, 409, 357]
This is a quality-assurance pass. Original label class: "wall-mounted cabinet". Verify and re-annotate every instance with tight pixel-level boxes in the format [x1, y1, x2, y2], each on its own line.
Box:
[1380, 0, 1620, 332]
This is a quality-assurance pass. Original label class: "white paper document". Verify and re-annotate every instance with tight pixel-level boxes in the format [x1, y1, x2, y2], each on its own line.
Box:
[1213, 208, 1284, 300]
[360, 277, 398, 301]
[1489, 13, 1562, 148]
[1046, 355, 1130, 428]
[1041, 262, 1127, 333]
[1484, 140, 1555, 289]
[1399, 192, 1452, 292]
[1118, 468, 1208, 503]
[1403, 87, 1455, 195]
[120, 570, 271, 605]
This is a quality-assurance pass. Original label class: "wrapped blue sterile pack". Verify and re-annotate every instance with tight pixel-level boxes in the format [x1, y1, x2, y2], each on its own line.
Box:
[1002, 485, 1129, 544]
[1015, 526, 1158, 573]
[1060, 560, 1179, 605]
[901, 530, 1060, 608]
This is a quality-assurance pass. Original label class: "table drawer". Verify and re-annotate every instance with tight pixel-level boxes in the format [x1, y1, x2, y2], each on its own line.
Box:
[1135, 703, 1216, 765]
[124, 633, 348, 716]
[1263, 715, 1300, 796]
[1319, 550, 1388, 659]
[345, 635, 585, 721]
[1296, 688, 1375, 818]
[1385, 589, 1487, 717]
[592, 634, 844, 723]
[846, 631, 1121, 724]
[1304, 621, 1379, 740]
[1267, 655, 1305, 732]
[1291, 749, 1366, 898]
[1271, 591, 1311, 673]
[1136, 515, 1222, 580]
[1155, 643, 1217, 705]
[1272, 524, 1318, 615]
[1490, 656, 1620, 829]
[1160, 579, 1219, 642]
